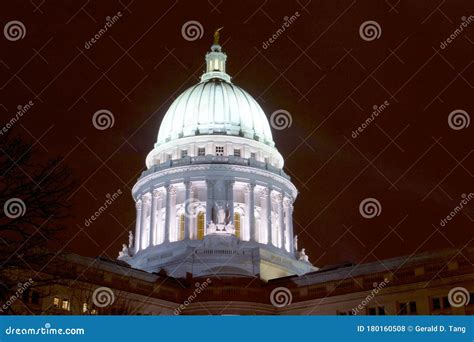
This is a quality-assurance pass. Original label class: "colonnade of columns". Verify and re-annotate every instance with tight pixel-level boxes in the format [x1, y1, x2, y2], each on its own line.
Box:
[133, 180, 295, 255]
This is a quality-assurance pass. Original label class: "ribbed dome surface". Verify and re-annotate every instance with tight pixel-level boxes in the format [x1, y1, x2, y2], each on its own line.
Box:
[156, 79, 274, 147]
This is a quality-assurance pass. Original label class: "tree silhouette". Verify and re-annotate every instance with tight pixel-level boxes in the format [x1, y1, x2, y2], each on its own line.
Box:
[0, 133, 75, 306]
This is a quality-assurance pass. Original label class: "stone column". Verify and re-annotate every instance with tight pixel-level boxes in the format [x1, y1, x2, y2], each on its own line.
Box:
[227, 180, 234, 224]
[263, 187, 272, 245]
[164, 185, 175, 243]
[245, 183, 256, 241]
[156, 189, 164, 244]
[141, 193, 151, 248]
[206, 180, 214, 229]
[149, 189, 160, 246]
[276, 192, 284, 249]
[284, 197, 294, 252]
[184, 180, 192, 240]
[134, 199, 142, 253]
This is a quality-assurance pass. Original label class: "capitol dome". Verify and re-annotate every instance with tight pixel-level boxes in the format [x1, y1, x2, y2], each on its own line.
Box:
[156, 80, 275, 148]
[146, 41, 284, 169]
[122, 32, 316, 281]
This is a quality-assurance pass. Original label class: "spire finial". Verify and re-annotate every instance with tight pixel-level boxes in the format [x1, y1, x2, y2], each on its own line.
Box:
[213, 27, 223, 45]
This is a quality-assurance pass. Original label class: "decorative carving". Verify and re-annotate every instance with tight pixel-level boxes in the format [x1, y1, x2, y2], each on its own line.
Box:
[133, 164, 297, 199]
[135, 199, 142, 210]
[128, 231, 134, 248]
[142, 194, 151, 204]
[118, 244, 130, 258]
[294, 235, 298, 251]
[152, 189, 161, 199]
[167, 185, 177, 195]
[297, 248, 309, 262]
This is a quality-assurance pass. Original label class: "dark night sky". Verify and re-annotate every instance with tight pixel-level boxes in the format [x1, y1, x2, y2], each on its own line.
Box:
[1, 0, 473, 268]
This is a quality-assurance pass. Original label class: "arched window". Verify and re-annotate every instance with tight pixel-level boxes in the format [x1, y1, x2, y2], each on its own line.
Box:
[234, 212, 241, 239]
[179, 214, 185, 240]
[197, 212, 205, 240]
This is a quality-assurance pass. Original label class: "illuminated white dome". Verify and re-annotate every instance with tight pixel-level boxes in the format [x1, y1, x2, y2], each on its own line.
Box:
[155, 46, 274, 148]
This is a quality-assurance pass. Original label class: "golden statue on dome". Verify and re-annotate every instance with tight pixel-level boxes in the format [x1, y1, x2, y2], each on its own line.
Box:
[213, 27, 223, 45]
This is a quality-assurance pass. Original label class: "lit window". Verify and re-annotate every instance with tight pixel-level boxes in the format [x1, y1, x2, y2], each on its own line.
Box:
[234, 213, 241, 238]
[179, 214, 185, 240]
[215, 146, 224, 156]
[250, 152, 256, 159]
[53, 297, 60, 307]
[82, 303, 88, 313]
[61, 299, 70, 311]
[181, 150, 188, 158]
[197, 212, 205, 240]
[233, 149, 241, 157]
[198, 148, 205, 156]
